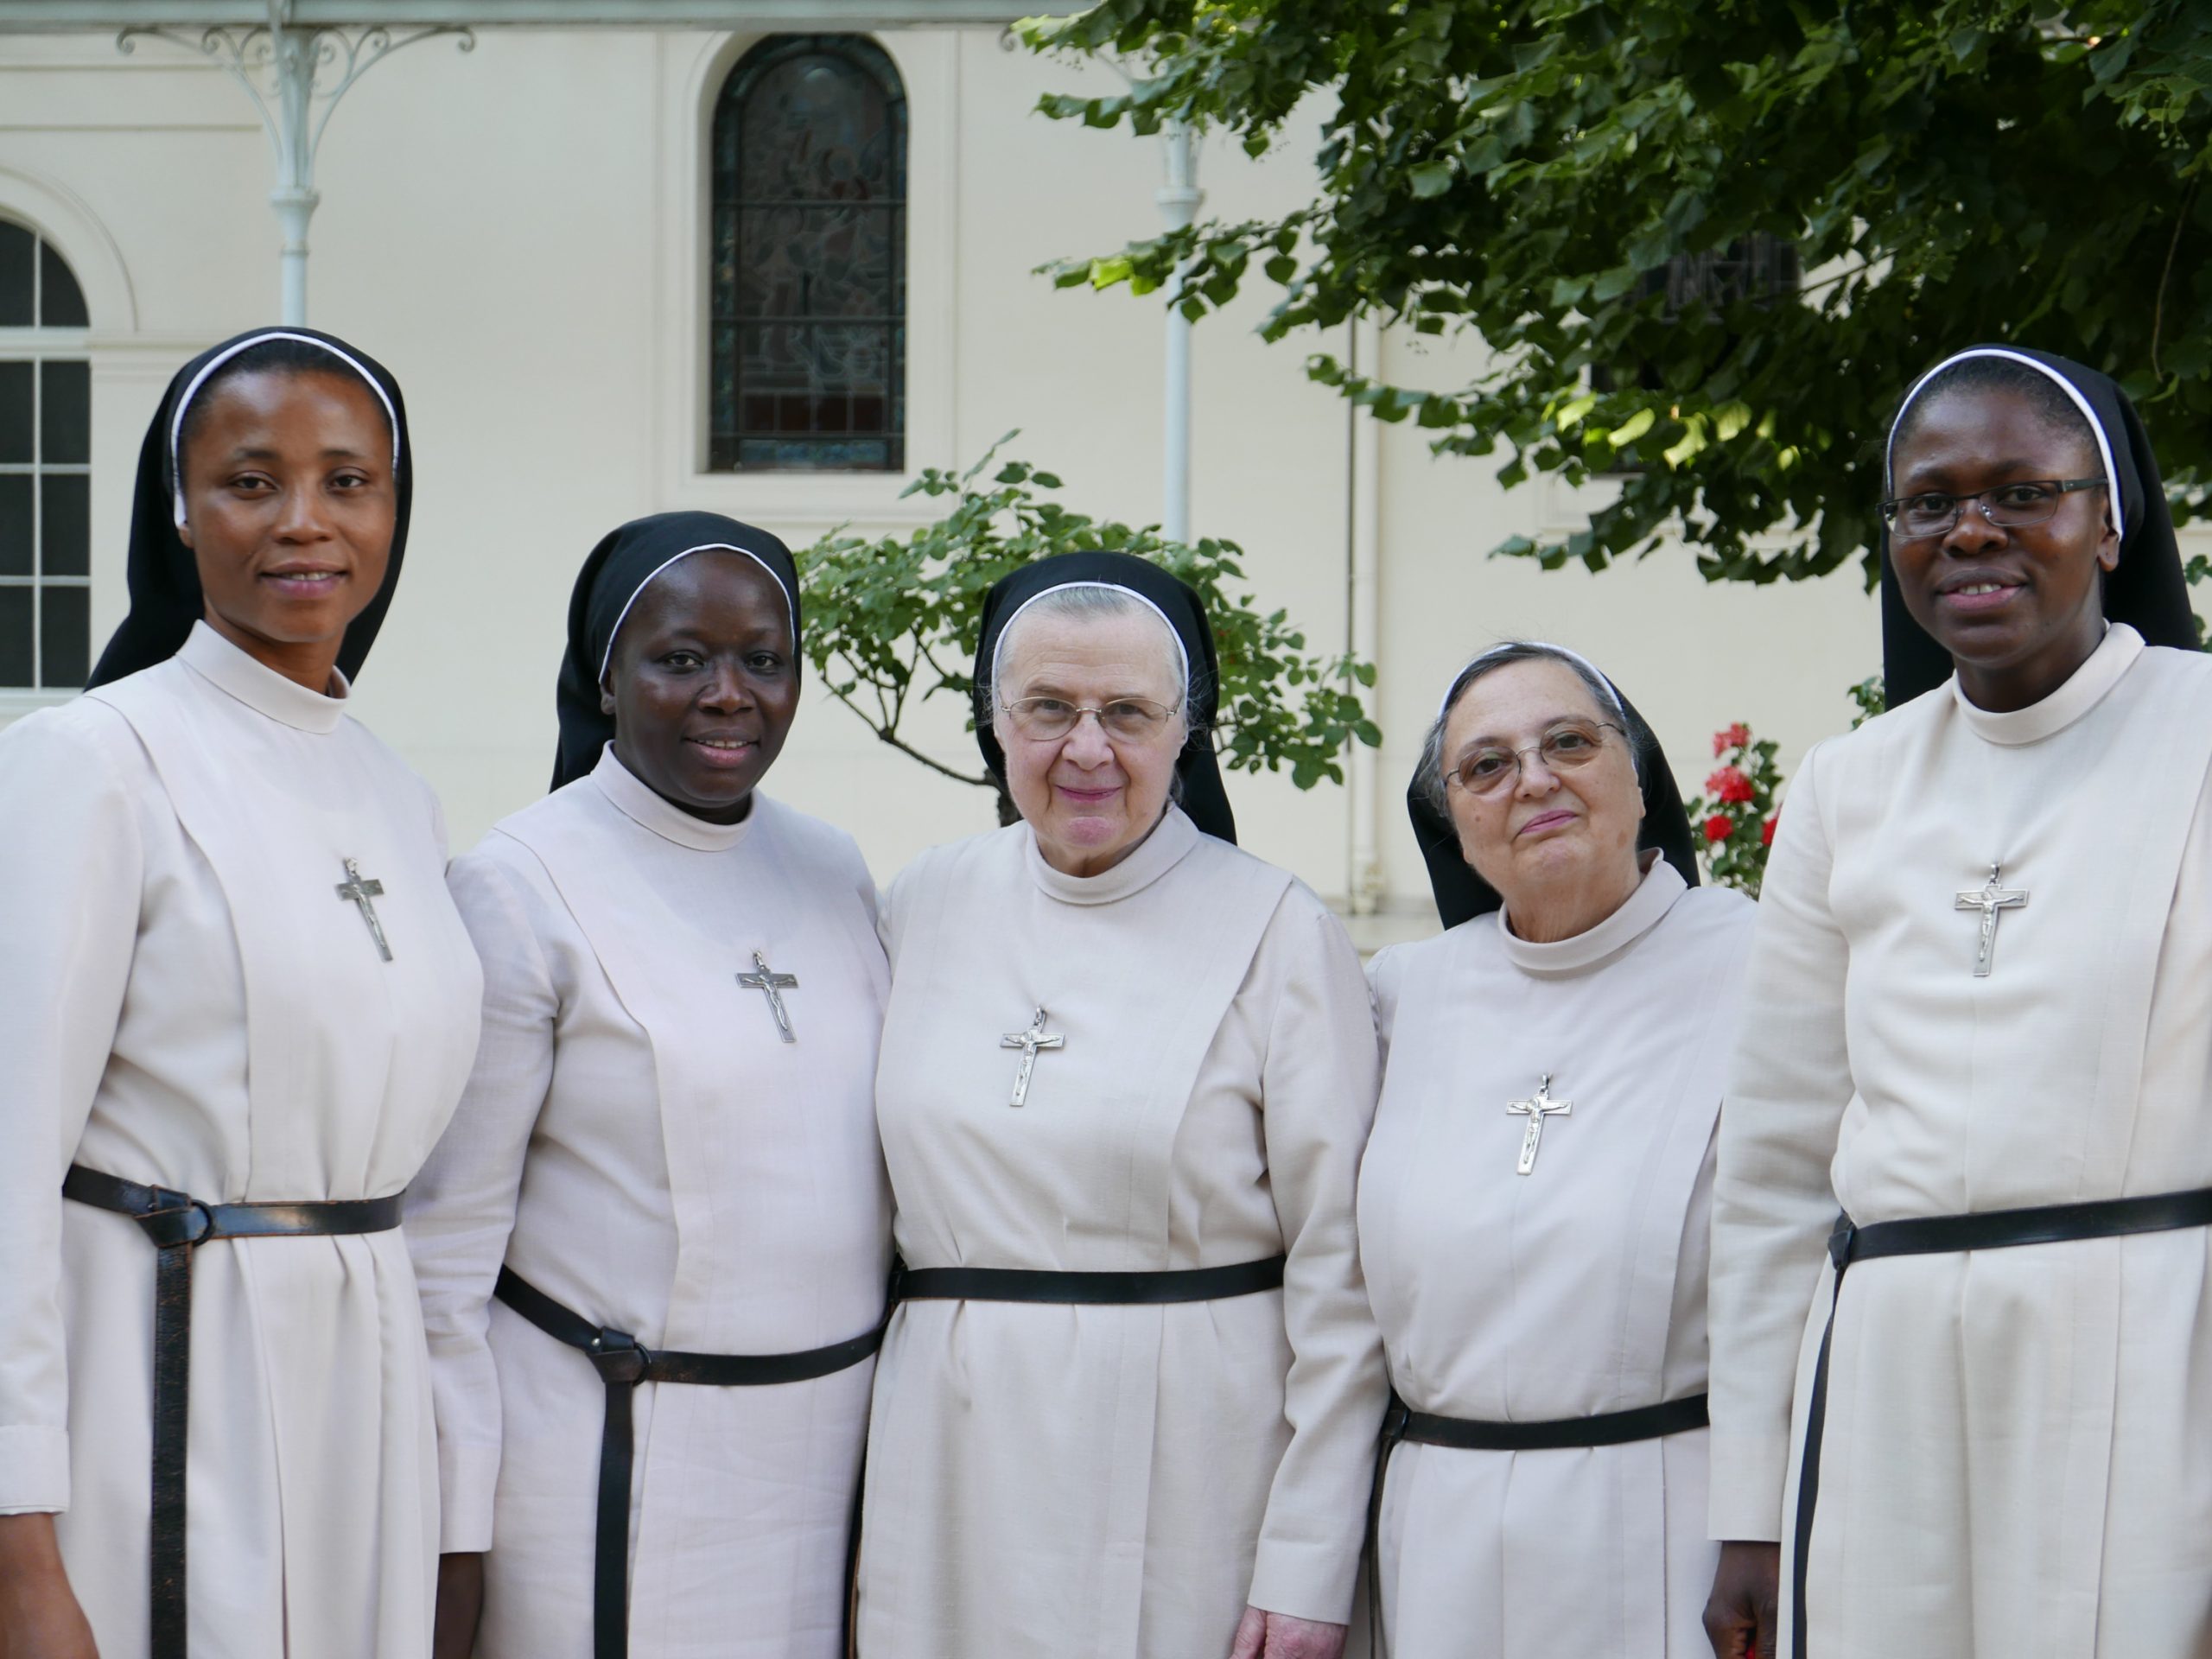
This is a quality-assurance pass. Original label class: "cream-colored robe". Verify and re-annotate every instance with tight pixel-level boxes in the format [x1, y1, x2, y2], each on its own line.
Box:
[856, 806, 1388, 1659]
[1362, 859, 1751, 1658]
[404, 747, 891, 1659]
[1708, 624, 2212, 1657]
[0, 621, 482, 1657]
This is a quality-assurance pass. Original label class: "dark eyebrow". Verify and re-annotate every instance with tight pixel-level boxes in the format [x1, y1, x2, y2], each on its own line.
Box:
[1897, 459, 2053, 492]
[1452, 713, 1603, 753]
[219, 445, 372, 463]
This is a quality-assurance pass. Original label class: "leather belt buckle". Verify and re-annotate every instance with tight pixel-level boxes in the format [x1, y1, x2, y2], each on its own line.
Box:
[137, 1192, 213, 1249]
[1827, 1214, 1858, 1271]
[587, 1328, 648, 1385]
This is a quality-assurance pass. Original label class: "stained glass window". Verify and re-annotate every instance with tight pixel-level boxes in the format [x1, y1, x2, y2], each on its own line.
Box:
[0, 220, 91, 691]
[710, 35, 907, 473]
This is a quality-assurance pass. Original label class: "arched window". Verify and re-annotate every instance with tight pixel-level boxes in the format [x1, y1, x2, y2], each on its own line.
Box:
[710, 35, 906, 472]
[0, 219, 90, 691]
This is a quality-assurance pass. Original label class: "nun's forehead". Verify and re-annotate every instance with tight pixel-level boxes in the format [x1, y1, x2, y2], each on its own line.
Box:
[992, 583, 1190, 694]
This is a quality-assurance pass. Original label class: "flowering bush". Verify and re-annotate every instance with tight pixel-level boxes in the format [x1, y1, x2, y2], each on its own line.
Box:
[1684, 723, 1783, 898]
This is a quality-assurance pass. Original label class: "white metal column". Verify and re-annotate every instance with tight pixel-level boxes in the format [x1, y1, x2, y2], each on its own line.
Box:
[119, 1, 473, 324]
[1155, 119, 1202, 543]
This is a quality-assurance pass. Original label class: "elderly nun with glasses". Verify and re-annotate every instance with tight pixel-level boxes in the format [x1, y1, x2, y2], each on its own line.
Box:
[1359, 641, 1753, 1658]
[1705, 347, 2212, 1659]
[854, 552, 1387, 1659]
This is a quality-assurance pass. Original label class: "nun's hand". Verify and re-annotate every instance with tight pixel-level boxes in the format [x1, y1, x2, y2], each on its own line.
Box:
[1229, 1605, 1348, 1659]
[1703, 1541, 1781, 1658]
[0, 1514, 99, 1658]
[433, 1551, 485, 1659]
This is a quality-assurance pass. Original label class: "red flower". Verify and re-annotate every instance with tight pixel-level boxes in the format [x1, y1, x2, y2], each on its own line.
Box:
[1761, 816, 1778, 846]
[1703, 814, 1734, 842]
[1705, 766, 1756, 804]
[1713, 722, 1751, 757]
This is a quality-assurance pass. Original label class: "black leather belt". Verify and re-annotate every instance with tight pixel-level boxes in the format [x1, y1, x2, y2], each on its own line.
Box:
[493, 1266, 887, 1659]
[1386, 1389, 1708, 1453]
[61, 1163, 405, 1659]
[893, 1254, 1286, 1305]
[1364, 1386, 1706, 1656]
[1791, 1187, 2212, 1658]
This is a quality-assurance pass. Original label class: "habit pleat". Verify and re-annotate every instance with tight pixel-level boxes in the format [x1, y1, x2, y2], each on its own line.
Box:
[405, 747, 890, 1659]
[0, 622, 483, 1656]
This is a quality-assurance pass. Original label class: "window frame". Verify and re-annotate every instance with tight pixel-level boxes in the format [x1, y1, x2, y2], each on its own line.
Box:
[0, 222, 93, 696]
[708, 32, 910, 475]
[651, 29, 956, 532]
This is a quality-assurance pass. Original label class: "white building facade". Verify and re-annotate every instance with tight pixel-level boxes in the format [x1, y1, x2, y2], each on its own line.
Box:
[0, 9, 1897, 931]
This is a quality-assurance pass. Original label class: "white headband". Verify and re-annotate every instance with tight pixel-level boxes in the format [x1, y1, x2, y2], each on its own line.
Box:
[989, 580, 1192, 699]
[1437, 640, 1627, 721]
[596, 543, 799, 680]
[168, 331, 402, 528]
[1885, 346, 2123, 542]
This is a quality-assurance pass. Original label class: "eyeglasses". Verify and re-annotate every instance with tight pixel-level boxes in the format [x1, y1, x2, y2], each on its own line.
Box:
[1446, 721, 1624, 797]
[1000, 695, 1179, 742]
[1878, 478, 2106, 542]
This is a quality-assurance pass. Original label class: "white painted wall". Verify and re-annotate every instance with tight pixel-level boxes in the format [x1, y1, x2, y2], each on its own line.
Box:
[0, 23, 1993, 932]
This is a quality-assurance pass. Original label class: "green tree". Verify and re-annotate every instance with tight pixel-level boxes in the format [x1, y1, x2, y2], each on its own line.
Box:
[1020, 1, 2212, 587]
[798, 436, 1380, 822]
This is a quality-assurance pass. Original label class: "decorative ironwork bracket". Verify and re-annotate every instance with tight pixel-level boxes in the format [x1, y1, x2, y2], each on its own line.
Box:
[119, 2, 474, 322]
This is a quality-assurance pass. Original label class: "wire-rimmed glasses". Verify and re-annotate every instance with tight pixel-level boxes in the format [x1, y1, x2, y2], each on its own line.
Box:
[1446, 720, 1624, 798]
[1878, 478, 2106, 542]
[1000, 695, 1179, 742]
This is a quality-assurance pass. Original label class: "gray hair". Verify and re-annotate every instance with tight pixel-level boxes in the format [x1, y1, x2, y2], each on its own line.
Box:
[1416, 640, 1645, 815]
[981, 582, 1195, 728]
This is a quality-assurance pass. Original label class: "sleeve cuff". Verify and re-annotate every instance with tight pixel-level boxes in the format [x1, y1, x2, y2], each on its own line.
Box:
[0, 1425, 69, 1514]
[437, 1441, 501, 1554]
[1706, 1428, 1790, 1542]
[1246, 1531, 1362, 1627]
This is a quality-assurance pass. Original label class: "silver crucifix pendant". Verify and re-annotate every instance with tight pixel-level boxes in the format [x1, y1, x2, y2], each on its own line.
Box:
[1000, 1007, 1065, 1107]
[737, 950, 799, 1043]
[1955, 861, 2028, 978]
[334, 858, 392, 963]
[1506, 1072, 1572, 1175]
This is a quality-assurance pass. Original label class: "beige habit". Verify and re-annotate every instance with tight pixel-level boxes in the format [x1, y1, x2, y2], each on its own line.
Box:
[1363, 858, 1751, 1656]
[856, 805, 1387, 1658]
[406, 747, 891, 1658]
[1708, 625, 2212, 1656]
[0, 621, 483, 1656]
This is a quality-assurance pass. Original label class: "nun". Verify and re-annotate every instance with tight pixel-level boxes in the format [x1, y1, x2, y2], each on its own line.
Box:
[1704, 346, 2212, 1659]
[855, 553, 1388, 1659]
[406, 512, 891, 1659]
[0, 327, 483, 1657]
[1359, 642, 1751, 1657]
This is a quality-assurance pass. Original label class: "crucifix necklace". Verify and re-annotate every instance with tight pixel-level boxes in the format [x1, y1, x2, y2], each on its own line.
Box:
[334, 858, 392, 963]
[1506, 1072, 1572, 1175]
[736, 950, 799, 1044]
[1955, 861, 2028, 978]
[1000, 1007, 1065, 1108]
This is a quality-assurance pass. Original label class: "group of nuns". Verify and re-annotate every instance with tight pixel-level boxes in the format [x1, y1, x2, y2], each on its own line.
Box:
[0, 321, 2209, 1659]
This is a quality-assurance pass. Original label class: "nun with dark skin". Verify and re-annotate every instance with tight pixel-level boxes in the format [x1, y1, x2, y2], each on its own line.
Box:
[1360, 643, 1752, 1657]
[408, 513, 891, 1659]
[0, 329, 483, 1659]
[1704, 349, 2212, 1659]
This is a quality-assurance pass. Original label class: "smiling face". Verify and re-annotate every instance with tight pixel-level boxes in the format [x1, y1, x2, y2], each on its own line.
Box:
[1888, 383, 2119, 711]
[175, 367, 397, 690]
[604, 551, 799, 824]
[992, 606, 1189, 877]
[1443, 658, 1645, 938]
